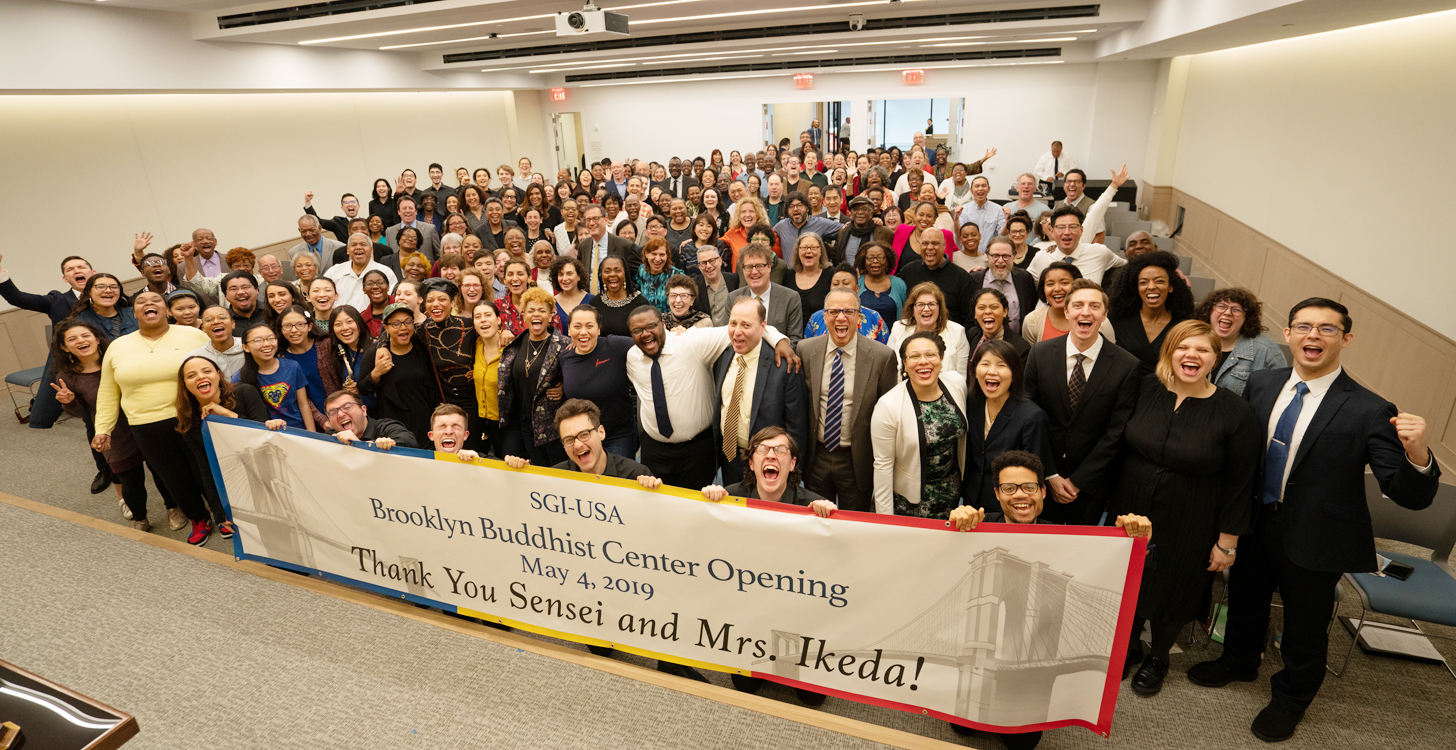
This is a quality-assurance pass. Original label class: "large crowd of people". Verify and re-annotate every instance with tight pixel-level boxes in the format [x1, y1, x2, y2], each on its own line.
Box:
[0, 130, 1442, 749]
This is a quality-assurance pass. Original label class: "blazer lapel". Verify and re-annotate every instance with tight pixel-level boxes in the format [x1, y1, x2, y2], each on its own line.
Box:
[1251, 369, 1286, 425]
[985, 398, 1012, 445]
[1075, 347, 1114, 419]
[749, 342, 772, 427]
[850, 337, 874, 425]
[1289, 373, 1353, 473]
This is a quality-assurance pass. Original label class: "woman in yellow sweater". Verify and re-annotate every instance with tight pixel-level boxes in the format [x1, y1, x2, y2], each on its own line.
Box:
[93, 290, 213, 545]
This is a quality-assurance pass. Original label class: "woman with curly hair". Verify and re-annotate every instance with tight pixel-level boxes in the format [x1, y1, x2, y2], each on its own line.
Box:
[1193, 287, 1287, 395]
[1107, 250, 1195, 371]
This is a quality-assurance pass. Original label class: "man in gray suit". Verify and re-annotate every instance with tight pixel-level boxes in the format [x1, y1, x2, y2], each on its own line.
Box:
[385, 195, 440, 261]
[797, 288, 900, 512]
[575, 204, 638, 293]
[728, 243, 803, 344]
[289, 214, 346, 276]
[713, 296, 808, 486]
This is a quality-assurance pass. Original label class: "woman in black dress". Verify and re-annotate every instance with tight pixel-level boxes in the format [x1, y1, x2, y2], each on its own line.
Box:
[359, 304, 442, 447]
[1108, 250, 1194, 372]
[1112, 320, 1261, 696]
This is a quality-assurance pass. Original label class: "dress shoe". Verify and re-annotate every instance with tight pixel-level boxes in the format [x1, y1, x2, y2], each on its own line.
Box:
[1002, 731, 1043, 750]
[1122, 645, 1145, 680]
[1187, 658, 1259, 688]
[656, 662, 709, 683]
[586, 645, 615, 657]
[795, 688, 826, 706]
[730, 673, 763, 694]
[1131, 656, 1169, 696]
[948, 723, 977, 737]
[1251, 702, 1303, 742]
[91, 470, 111, 494]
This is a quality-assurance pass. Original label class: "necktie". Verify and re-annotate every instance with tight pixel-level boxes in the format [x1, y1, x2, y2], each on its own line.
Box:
[590, 239, 604, 294]
[723, 355, 747, 460]
[672, 177, 679, 196]
[650, 355, 673, 439]
[1263, 381, 1309, 505]
[1053, 157, 1059, 178]
[1068, 353, 1087, 411]
[823, 349, 845, 448]
[993, 278, 1019, 332]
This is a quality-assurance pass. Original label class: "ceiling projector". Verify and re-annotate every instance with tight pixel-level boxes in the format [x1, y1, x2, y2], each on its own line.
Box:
[557, 4, 630, 37]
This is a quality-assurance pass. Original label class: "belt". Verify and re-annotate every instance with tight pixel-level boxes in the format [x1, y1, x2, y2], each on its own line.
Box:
[819, 442, 851, 454]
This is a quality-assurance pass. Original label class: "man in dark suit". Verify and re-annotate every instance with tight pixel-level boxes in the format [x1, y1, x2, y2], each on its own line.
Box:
[713, 296, 808, 485]
[968, 237, 1037, 333]
[659, 157, 698, 200]
[1022, 279, 1140, 526]
[575, 204, 637, 294]
[693, 245, 739, 326]
[798, 289, 899, 512]
[728, 243, 804, 345]
[1188, 297, 1441, 743]
[385, 195, 441, 261]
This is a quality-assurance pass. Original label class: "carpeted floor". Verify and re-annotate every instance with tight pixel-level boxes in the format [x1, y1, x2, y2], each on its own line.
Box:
[2, 412, 1454, 749]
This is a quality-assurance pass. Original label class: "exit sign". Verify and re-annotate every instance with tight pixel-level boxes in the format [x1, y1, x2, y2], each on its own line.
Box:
[794, 73, 813, 89]
[902, 69, 924, 85]
[551, 88, 567, 101]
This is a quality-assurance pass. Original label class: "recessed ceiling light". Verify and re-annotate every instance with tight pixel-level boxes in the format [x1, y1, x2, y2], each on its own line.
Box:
[921, 37, 1077, 47]
[773, 50, 837, 55]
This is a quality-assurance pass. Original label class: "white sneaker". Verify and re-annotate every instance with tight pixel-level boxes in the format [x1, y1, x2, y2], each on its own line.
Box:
[119, 496, 133, 521]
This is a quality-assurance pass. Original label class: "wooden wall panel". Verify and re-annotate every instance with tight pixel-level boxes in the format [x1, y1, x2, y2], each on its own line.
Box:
[1168, 187, 1456, 473]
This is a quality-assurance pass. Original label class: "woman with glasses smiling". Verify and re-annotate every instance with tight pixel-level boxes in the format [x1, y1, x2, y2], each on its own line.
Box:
[886, 282, 970, 382]
[1193, 287, 1287, 396]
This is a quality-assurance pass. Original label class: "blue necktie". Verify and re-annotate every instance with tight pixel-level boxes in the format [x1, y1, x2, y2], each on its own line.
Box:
[1263, 381, 1309, 505]
[650, 355, 674, 439]
[823, 349, 845, 448]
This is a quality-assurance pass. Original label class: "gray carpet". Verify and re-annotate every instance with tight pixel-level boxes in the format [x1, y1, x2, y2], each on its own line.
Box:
[2, 412, 1454, 749]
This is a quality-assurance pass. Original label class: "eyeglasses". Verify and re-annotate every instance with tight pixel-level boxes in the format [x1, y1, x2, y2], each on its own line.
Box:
[742, 263, 769, 272]
[987, 253, 1014, 261]
[628, 325, 659, 337]
[248, 335, 278, 344]
[667, 292, 694, 301]
[996, 482, 1042, 496]
[325, 403, 361, 418]
[141, 259, 167, 268]
[363, 280, 388, 289]
[282, 322, 310, 331]
[912, 302, 938, 310]
[1291, 322, 1343, 337]
[905, 352, 940, 363]
[752, 444, 791, 457]
[386, 320, 416, 330]
[823, 308, 860, 319]
[1213, 302, 1246, 316]
[560, 428, 598, 447]
[91, 284, 121, 292]
[1052, 223, 1081, 232]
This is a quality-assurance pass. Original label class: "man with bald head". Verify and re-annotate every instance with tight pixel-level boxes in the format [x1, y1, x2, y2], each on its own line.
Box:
[895, 226, 972, 329]
[324, 233, 397, 309]
[290, 214, 345, 275]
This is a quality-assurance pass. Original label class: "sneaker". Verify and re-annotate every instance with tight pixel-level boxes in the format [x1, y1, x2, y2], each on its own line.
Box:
[187, 519, 212, 546]
[119, 496, 133, 521]
[217, 522, 235, 539]
[132, 519, 151, 533]
[90, 470, 110, 495]
[167, 508, 187, 531]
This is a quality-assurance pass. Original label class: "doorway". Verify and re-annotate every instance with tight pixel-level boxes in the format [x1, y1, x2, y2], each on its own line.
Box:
[551, 112, 585, 176]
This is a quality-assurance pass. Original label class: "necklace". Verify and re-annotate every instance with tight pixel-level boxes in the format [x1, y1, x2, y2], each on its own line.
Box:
[138, 328, 167, 353]
[524, 336, 549, 371]
[601, 291, 635, 307]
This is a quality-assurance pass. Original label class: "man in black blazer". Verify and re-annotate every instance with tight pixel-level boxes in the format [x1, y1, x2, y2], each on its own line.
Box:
[1022, 280, 1141, 525]
[658, 157, 698, 200]
[575, 204, 637, 294]
[967, 237, 1037, 333]
[1188, 297, 1441, 743]
[713, 296, 808, 485]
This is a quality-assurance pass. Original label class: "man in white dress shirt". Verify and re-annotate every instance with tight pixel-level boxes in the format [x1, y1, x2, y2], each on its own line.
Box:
[956, 176, 1006, 255]
[625, 305, 797, 491]
[325, 234, 398, 309]
[1024, 205, 1126, 285]
[1034, 140, 1075, 188]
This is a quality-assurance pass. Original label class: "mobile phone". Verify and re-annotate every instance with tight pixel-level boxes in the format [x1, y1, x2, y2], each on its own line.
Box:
[1384, 560, 1415, 581]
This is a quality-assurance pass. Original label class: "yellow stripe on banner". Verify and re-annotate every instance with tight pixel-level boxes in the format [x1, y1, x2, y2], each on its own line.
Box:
[431, 452, 747, 507]
[454, 607, 743, 675]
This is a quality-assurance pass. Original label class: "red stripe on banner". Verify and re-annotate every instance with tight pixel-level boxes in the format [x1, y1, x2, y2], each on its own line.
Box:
[1097, 534, 1149, 737]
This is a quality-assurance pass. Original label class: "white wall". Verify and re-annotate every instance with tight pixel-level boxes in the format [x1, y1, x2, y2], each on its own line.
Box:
[0, 91, 547, 297]
[1172, 10, 1456, 338]
[542, 62, 1158, 198]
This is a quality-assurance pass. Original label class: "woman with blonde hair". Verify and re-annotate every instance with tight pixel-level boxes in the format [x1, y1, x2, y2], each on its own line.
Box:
[1112, 319, 1262, 696]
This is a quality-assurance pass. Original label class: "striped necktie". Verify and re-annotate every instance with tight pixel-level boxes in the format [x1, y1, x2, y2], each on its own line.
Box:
[823, 348, 845, 448]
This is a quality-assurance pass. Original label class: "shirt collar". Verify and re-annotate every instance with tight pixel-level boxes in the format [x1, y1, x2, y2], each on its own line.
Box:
[1066, 331, 1104, 361]
[828, 334, 856, 357]
[1286, 366, 1342, 397]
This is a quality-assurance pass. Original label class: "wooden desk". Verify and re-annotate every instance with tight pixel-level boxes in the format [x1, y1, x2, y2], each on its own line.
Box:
[0, 660, 138, 750]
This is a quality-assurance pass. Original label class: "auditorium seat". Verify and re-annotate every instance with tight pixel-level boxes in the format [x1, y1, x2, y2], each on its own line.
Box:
[1190, 276, 1214, 301]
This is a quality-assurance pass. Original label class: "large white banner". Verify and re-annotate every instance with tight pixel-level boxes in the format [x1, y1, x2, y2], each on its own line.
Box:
[203, 417, 1146, 736]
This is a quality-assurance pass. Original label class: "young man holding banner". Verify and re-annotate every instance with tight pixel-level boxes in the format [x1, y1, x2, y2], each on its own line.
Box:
[503, 399, 662, 489]
[951, 450, 1152, 750]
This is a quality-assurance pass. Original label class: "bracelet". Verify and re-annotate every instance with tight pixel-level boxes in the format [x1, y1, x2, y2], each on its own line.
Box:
[1215, 543, 1237, 556]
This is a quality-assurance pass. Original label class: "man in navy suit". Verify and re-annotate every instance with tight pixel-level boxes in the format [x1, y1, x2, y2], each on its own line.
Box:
[713, 296, 808, 485]
[1188, 297, 1440, 743]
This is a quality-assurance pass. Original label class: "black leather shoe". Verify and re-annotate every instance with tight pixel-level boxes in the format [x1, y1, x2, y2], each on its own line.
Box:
[90, 470, 111, 494]
[586, 645, 614, 657]
[1122, 645, 1145, 680]
[656, 662, 710, 683]
[1131, 656, 1169, 696]
[730, 673, 763, 693]
[795, 688, 826, 706]
[948, 723, 977, 737]
[1251, 702, 1303, 742]
[1187, 658, 1259, 688]
[1001, 731, 1044, 750]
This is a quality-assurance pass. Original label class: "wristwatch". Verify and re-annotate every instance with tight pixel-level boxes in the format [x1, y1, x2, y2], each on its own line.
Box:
[1215, 542, 1237, 556]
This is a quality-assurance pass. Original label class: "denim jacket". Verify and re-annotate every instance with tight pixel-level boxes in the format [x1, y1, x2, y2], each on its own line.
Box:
[1212, 334, 1287, 395]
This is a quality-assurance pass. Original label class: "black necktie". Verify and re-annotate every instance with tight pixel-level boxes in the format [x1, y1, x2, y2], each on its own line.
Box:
[650, 355, 674, 438]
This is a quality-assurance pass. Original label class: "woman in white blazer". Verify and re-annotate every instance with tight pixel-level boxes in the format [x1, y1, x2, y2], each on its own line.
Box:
[871, 331, 968, 517]
[885, 281, 970, 381]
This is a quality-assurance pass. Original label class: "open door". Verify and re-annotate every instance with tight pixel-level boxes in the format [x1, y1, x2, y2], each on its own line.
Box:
[551, 112, 585, 176]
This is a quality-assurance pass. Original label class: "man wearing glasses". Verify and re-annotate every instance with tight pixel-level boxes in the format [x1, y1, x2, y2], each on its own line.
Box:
[727, 243, 804, 345]
[968, 236, 1037, 332]
[796, 289, 899, 512]
[503, 399, 661, 487]
[574, 204, 636, 294]
[1189, 297, 1439, 743]
[1024, 205, 1126, 285]
[325, 390, 417, 450]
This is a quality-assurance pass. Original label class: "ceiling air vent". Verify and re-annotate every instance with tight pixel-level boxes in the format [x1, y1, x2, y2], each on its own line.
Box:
[564, 47, 1063, 82]
[218, 0, 447, 30]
